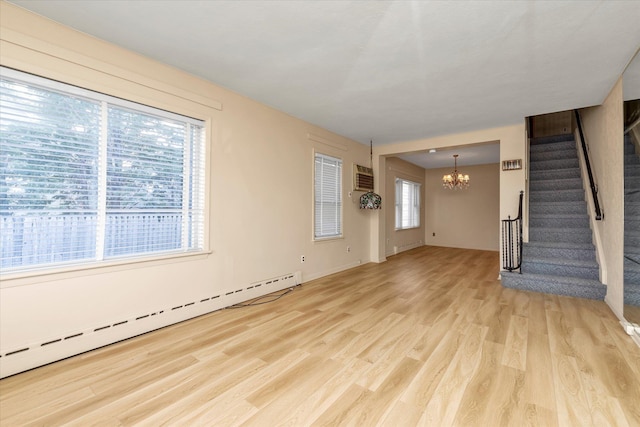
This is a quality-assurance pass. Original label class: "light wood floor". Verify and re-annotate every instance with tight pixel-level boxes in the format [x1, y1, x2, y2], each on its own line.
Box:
[1, 246, 639, 426]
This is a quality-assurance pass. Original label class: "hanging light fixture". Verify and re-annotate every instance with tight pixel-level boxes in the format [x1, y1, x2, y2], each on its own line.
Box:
[442, 154, 470, 190]
[360, 140, 382, 209]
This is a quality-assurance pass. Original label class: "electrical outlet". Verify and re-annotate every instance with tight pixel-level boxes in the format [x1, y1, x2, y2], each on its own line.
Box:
[346, 246, 351, 252]
[432, 232, 436, 237]
[300, 255, 305, 263]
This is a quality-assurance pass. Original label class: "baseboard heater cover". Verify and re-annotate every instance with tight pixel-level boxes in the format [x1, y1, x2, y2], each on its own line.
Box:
[0, 272, 300, 379]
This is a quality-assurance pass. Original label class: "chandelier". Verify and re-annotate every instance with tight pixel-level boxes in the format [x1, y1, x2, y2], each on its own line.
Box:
[442, 154, 470, 190]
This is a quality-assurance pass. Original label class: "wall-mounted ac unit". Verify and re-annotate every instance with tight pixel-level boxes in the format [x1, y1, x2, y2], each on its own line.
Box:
[353, 164, 374, 191]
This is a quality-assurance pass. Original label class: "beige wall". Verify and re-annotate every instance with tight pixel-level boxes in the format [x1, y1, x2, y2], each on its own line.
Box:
[580, 78, 625, 319]
[0, 1, 530, 378]
[372, 125, 526, 264]
[0, 2, 372, 377]
[532, 110, 573, 137]
[425, 164, 500, 251]
[384, 157, 426, 257]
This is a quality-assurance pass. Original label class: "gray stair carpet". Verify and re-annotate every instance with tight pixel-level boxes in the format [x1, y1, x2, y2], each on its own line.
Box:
[625, 133, 640, 306]
[502, 133, 606, 300]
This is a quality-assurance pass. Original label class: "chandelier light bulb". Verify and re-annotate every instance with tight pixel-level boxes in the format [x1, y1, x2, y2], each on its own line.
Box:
[442, 154, 470, 190]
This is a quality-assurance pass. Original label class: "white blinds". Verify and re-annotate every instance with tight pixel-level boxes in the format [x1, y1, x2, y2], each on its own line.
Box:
[0, 68, 205, 273]
[314, 153, 342, 239]
[395, 178, 421, 229]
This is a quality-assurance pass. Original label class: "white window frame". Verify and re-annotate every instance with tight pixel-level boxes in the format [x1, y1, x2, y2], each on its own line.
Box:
[395, 177, 421, 230]
[314, 152, 343, 240]
[0, 67, 207, 276]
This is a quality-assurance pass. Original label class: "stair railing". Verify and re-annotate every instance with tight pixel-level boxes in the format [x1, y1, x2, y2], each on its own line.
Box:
[502, 190, 524, 273]
[574, 109, 603, 220]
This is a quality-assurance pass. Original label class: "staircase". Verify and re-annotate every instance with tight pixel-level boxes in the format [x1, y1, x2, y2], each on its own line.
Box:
[625, 133, 640, 306]
[501, 134, 606, 300]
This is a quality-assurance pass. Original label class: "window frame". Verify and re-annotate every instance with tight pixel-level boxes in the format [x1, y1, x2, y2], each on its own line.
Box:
[313, 151, 343, 241]
[395, 177, 421, 230]
[0, 67, 209, 279]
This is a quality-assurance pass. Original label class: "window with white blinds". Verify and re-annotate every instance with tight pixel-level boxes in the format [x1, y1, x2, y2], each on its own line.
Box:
[395, 178, 421, 230]
[0, 68, 206, 273]
[314, 153, 342, 240]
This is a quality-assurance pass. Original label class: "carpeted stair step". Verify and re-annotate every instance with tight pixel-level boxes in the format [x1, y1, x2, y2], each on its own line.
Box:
[625, 141, 636, 155]
[625, 134, 637, 152]
[529, 214, 590, 229]
[530, 134, 575, 145]
[530, 148, 578, 162]
[529, 143, 577, 158]
[624, 258, 640, 286]
[626, 201, 640, 215]
[626, 230, 640, 247]
[530, 200, 588, 215]
[530, 157, 580, 171]
[501, 271, 606, 300]
[529, 214, 589, 228]
[625, 241, 640, 257]
[529, 227, 592, 244]
[530, 168, 581, 181]
[530, 189, 584, 203]
[523, 241, 597, 262]
[529, 178, 583, 192]
[626, 190, 640, 203]
[626, 153, 640, 165]
[626, 217, 640, 232]
[625, 176, 640, 190]
[624, 283, 640, 306]
[626, 164, 640, 177]
[522, 257, 599, 280]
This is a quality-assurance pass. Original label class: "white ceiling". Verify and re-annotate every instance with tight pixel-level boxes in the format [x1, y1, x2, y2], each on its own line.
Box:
[624, 49, 640, 101]
[397, 142, 500, 170]
[9, 0, 640, 156]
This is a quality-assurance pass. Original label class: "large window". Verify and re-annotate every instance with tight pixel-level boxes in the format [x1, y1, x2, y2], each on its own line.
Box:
[0, 68, 206, 273]
[395, 178, 421, 230]
[314, 153, 342, 240]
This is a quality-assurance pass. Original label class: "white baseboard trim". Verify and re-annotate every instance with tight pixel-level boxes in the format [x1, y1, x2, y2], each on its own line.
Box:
[302, 260, 368, 283]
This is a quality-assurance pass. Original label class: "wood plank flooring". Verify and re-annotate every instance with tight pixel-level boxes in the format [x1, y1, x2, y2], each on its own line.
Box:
[1, 246, 639, 426]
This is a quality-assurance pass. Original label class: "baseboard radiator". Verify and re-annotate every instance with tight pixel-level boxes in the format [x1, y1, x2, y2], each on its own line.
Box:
[388, 240, 424, 256]
[0, 271, 301, 378]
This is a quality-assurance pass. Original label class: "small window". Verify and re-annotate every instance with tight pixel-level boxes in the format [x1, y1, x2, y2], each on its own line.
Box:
[314, 153, 342, 239]
[395, 178, 421, 230]
[0, 68, 206, 274]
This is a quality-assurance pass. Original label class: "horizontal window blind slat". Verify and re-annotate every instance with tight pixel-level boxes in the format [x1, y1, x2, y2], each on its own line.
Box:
[0, 67, 206, 274]
[395, 178, 421, 230]
[314, 153, 342, 239]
